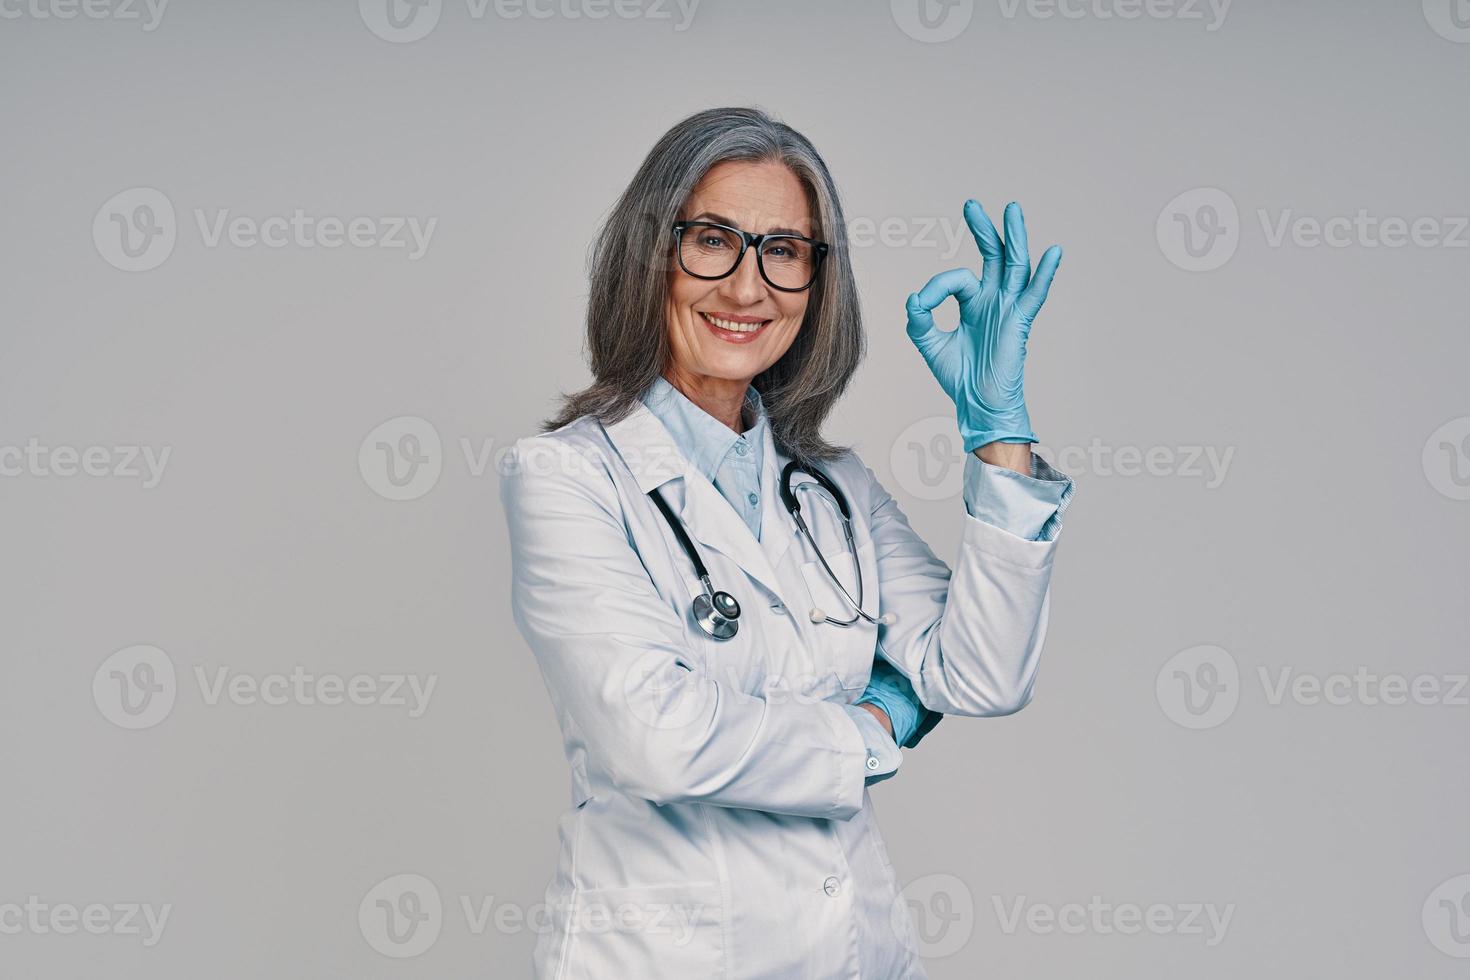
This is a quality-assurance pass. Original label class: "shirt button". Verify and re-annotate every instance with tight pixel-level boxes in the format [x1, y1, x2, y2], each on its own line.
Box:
[735, 442, 748, 456]
[823, 876, 841, 897]
[747, 492, 758, 506]
[867, 755, 880, 771]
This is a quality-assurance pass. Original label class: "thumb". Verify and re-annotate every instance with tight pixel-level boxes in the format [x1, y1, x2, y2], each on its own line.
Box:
[905, 292, 950, 362]
[906, 268, 978, 359]
[904, 291, 935, 341]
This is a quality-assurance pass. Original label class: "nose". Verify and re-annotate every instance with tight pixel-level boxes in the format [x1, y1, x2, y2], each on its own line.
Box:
[718, 246, 767, 306]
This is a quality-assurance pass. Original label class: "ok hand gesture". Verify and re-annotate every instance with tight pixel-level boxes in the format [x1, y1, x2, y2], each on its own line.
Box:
[904, 200, 1062, 454]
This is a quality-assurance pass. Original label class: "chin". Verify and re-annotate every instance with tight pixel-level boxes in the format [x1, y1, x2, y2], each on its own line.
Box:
[697, 356, 765, 381]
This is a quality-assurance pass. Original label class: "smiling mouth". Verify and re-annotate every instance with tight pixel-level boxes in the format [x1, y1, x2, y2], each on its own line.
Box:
[700, 311, 771, 338]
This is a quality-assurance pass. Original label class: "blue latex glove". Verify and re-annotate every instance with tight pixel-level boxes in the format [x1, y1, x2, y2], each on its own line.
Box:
[905, 200, 1062, 453]
[856, 658, 924, 748]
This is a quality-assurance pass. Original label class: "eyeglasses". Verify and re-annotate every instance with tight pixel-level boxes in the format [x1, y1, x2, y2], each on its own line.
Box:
[672, 220, 829, 293]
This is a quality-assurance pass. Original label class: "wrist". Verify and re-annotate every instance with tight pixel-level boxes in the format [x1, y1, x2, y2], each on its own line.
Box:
[975, 440, 1032, 475]
[958, 406, 1033, 455]
[855, 701, 894, 739]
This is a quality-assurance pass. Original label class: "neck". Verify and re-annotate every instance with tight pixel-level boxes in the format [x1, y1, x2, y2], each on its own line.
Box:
[663, 366, 751, 434]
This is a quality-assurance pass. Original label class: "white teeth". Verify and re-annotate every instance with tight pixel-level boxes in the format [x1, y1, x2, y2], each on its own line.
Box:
[702, 312, 767, 333]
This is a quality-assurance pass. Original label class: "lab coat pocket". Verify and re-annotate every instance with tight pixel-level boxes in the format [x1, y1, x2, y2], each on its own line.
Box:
[562, 880, 725, 980]
[798, 540, 879, 693]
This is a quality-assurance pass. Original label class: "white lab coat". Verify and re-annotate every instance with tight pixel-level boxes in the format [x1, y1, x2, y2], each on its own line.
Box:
[500, 399, 1063, 980]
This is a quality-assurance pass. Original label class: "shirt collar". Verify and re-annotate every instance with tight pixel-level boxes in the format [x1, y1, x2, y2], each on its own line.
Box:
[640, 374, 767, 485]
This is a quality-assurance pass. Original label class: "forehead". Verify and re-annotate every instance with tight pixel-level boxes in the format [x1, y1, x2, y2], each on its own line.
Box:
[683, 160, 814, 236]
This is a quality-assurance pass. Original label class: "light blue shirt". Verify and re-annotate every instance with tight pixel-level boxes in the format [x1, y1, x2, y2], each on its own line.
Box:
[639, 374, 1073, 780]
[641, 375, 769, 541]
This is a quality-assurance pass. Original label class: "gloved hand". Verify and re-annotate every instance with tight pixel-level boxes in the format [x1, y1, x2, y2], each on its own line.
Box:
[905, 200, 1062, 453]
[857, 657, 923, 748]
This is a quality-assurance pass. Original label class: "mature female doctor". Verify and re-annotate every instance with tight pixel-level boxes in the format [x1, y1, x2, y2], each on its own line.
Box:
[500, 106, 1074, 980]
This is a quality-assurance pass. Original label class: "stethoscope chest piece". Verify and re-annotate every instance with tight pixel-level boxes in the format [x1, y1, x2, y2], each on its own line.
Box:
[647, 486, 745, 640]
[693, 588, 741, 640]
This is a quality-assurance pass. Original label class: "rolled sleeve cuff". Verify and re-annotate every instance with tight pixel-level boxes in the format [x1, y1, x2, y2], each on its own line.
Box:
[840, 703, 902, 785]
[820, 701, 872, 819]
[961, 450, 1075, 542]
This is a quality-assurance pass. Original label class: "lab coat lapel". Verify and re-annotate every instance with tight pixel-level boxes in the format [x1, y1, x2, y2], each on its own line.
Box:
[602, 400, 791, 607]
[679, 477, 790, 605]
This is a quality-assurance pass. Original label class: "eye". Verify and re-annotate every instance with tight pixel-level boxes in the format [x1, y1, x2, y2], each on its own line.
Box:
[761, 238, 810, 263]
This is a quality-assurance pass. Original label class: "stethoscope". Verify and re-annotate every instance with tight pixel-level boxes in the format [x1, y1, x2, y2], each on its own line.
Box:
[647, 459, 896, 640]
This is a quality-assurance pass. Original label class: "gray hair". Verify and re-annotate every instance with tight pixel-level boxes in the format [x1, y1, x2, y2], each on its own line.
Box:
[541, 105, 864, 467]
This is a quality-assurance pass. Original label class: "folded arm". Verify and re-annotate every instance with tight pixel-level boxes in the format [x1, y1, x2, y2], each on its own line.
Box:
[502, 439, 888, 822]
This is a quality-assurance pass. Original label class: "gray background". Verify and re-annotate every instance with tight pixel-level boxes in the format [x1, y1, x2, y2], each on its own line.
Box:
[3, 0, 1468, 977]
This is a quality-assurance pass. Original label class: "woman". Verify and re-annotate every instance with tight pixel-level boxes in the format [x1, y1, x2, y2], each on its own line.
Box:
[501, 106, 1074, 979]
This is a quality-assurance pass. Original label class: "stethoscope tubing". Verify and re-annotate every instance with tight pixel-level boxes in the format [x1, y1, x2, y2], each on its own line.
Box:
[648, 460, 885, 639]
[794, 498, 872, 628]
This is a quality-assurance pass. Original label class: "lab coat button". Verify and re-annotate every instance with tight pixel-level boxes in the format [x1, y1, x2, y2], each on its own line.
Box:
[866, 755, 880, 771]
[770, 600, 784, 612]
[823, 876, 841, 897]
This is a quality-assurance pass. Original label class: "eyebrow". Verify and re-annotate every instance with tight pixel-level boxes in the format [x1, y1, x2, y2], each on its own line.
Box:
[689, 211, 811, 238]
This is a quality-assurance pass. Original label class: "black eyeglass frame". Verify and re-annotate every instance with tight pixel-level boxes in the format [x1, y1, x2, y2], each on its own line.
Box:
[671, 220, 830, 293]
